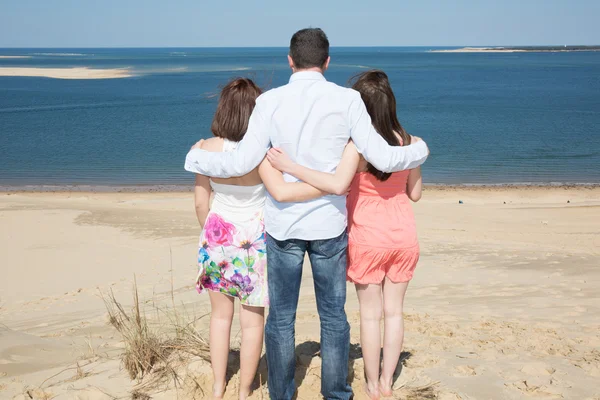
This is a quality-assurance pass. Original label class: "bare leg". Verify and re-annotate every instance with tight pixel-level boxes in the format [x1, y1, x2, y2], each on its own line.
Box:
[238, 304, 265, 400]
[379, 277, 409, 397]
[356, 283, 383, 399]
[209, 292, 235, 399]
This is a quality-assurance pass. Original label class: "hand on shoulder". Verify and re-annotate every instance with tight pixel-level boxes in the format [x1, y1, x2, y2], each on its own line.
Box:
[410, 135, 429, 156]
[190, 139, 205, 151]
[190, 137, 225, 152]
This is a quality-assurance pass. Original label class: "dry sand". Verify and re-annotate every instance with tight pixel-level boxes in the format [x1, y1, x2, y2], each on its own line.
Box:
[0, 67, 133, 79]
[0, 187, 599, 399]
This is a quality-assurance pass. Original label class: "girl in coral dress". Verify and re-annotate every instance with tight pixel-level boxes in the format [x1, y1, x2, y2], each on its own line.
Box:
[267, 70, 423, 399]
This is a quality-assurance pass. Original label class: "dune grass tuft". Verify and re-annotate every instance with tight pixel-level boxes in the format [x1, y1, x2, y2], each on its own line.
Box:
[131, 389, 151, 400]
[102, 280, 166, 381]
[404, 382, 439, 399]
[101, 276, 211, 395]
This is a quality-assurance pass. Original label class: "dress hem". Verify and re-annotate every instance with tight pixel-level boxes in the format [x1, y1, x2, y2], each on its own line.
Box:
[346, 273, 414, 285]
[197, 286, 268, 308]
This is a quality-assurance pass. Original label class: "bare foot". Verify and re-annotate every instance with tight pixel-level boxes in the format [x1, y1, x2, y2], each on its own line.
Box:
[213, 382, 225, 399]
[379, 376, 393, 397]
[365, 381, 380, 400]
[239, 387, 251, 400]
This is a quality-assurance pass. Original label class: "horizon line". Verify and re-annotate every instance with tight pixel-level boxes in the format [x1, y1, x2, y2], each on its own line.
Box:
[1, 44, 599, 49]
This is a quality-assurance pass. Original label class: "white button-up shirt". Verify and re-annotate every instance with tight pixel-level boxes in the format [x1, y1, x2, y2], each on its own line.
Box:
[185, 71, 429, 241]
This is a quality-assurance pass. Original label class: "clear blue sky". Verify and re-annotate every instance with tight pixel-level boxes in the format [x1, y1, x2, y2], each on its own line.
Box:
[1, 0, 598, 47]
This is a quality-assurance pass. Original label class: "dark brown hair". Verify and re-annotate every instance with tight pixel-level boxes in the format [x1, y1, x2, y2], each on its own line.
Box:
[211, 78, 262, 142]
[289, 28, 329, 69]
[350, 70, 411, 181]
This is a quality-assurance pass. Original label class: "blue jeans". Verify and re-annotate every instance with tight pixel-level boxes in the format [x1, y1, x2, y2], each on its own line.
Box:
[265, 231, 352, 400]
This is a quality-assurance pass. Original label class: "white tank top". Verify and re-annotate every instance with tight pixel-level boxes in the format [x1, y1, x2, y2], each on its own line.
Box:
[209, 139, 266, 214]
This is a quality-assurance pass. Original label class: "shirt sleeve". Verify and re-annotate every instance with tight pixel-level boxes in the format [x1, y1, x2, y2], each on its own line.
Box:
[184, 97, 271, 178]
[348, 91, 429, 172]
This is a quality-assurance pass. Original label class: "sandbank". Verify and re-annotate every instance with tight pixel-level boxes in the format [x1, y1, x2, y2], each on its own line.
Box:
[0, 67, 133, 79]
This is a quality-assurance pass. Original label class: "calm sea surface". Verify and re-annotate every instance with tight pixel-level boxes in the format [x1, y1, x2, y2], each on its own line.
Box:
[1, 47, 599, 187]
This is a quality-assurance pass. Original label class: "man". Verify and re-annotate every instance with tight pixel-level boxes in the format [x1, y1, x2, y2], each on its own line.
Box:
[185, 28, 429, 400]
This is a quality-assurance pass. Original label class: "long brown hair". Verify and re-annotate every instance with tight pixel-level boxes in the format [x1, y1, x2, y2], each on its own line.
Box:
[350, 70, 411, 181]
[211, 78, 262, 142]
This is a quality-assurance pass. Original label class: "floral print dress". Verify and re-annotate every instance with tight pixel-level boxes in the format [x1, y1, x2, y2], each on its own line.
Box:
[195, 140, 268, 307]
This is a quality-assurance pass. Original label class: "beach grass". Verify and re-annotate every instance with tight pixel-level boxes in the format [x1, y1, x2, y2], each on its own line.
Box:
[101, 276, 211, 395]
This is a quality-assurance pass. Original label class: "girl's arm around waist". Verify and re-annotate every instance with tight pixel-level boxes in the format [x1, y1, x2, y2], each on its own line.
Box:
[258, 158, 328, 202]
[267, 141, 360, 196]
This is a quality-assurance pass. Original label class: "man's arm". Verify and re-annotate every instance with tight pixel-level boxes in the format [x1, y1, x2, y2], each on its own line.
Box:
[348, 92, 429, 173]
[184, 97, 271, 178]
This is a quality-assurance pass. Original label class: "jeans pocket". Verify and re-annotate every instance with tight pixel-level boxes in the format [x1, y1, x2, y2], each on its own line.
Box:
[313, 230, 348, 258]
[267, 234, 295, 253]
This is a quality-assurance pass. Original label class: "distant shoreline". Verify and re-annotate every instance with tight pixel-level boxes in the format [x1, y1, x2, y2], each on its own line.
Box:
[1, 183, 599, 193]
[431, 46, 600, 53]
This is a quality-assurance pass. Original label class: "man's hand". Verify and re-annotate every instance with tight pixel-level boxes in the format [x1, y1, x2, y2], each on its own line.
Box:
[267, 148, 296, 173]
[410, 136, 429, 156]
[190, 140, 205, 151]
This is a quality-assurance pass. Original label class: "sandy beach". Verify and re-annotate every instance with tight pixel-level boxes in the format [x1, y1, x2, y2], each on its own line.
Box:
[430, 47, 600, 53]
[0, 67, 133, 79]
[430, 47, 527, 53]
[1, 187, 599, 399]
[0, 56, 32, 59]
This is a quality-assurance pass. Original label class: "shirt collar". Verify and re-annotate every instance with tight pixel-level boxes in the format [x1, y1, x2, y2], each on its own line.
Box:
[289, 71, 326, 83]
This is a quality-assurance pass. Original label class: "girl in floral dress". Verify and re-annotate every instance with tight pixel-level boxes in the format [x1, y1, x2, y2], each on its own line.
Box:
[191, 78, 329, 400]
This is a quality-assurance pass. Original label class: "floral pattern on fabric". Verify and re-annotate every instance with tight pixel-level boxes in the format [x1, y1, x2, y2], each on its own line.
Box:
[196, 212, 268, 307]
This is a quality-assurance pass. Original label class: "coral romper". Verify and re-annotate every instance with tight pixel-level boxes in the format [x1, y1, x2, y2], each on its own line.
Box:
[346, 170, 420, 284]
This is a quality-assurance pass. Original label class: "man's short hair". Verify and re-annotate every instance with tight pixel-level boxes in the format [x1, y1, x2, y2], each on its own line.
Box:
[289, 28, 330, 69]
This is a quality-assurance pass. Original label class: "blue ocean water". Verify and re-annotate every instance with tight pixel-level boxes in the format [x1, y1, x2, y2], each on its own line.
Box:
[0, 47, 599, 187]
